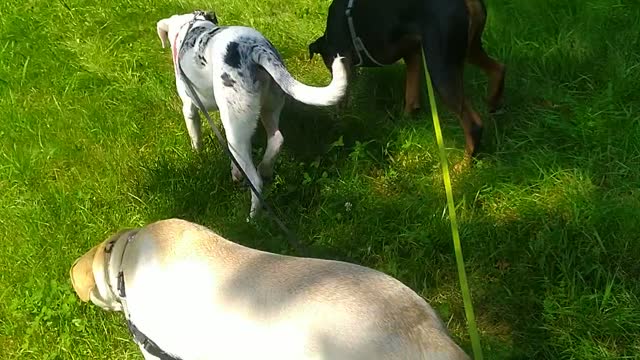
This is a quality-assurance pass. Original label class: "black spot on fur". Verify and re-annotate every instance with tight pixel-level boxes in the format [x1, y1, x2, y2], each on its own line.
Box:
[246, 63, 258, 83]
[182, 26, 208, 50]
[224, 41, 242, 68]
[221, 72, 236, 87]
[197, 54, 207, 66]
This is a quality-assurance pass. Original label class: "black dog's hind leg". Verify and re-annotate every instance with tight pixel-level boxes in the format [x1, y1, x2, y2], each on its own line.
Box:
[403, 49, 422, 115]
[420, 3, 483, 164]
[465, 0, 506, 113]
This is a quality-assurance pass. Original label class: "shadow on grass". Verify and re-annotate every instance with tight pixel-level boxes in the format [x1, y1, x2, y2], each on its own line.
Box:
[134, 1, 640, 358]
[458, 179, 640, 358]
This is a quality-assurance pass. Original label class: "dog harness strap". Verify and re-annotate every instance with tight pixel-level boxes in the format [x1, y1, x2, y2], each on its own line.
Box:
[127, 320, 183, 360]
[171, 15, 224, 79]
[345, 0, 386, 67]
[120, 279, 183, 360]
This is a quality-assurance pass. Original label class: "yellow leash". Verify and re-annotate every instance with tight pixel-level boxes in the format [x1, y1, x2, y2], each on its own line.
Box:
[420, 47, 484, 360]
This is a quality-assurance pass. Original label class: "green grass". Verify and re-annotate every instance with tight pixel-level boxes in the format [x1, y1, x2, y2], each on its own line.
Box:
[1, 0, 640, 358]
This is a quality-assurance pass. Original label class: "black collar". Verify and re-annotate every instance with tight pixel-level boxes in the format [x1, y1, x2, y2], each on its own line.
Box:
[345, 0, 386, 67]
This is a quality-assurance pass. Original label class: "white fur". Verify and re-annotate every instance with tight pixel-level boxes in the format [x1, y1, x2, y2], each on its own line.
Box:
[72, 219, 471, 360]
[157, 13, 348, 219]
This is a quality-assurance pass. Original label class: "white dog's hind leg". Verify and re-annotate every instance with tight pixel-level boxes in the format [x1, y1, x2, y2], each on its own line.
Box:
[182, 102, 203, 151]
[231, 162, 244, 183]
[258, 93, 285, 180]
[221, 108, 263, 218]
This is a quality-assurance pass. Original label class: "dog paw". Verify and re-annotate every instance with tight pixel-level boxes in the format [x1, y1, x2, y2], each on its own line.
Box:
[257, 163, 273, 180]
[489, 107, 506, 116]
[191, 140, 203, 152]
[231, 167, 244, 183]
[487, 95, 505, 114]
[403, 105, 421, 117]
[335, 96, 351, 113]
[453, 156, 475, 175]
[248, 206, 261, 221]
[487, 65, 506, 113]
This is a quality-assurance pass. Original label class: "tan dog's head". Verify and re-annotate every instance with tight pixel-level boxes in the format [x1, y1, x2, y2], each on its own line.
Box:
[69, 228, 136, 311]
[156, 10, 218, 49]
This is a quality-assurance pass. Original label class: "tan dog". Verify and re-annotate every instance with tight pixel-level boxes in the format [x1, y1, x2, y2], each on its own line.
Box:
[70, 218, 470, 360]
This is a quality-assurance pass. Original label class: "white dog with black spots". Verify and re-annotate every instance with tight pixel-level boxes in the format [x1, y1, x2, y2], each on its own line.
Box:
[156, 11, 347, 218]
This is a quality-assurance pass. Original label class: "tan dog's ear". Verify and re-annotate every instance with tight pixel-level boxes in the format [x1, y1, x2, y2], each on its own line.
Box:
[70, 244, 101, 302]
[157, 18, 170, 48]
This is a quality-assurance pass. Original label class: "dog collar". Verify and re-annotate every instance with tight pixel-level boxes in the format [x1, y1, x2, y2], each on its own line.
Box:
[105, 231, 183, 360]
[102, 230, 136, 303]
[345, 0, 386, 67]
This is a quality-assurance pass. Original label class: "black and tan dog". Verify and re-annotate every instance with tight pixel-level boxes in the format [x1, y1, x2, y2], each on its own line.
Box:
[309, 0, 505, 162]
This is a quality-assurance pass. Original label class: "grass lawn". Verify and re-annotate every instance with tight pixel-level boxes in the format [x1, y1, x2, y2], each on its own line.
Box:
[1, 0, 640, 358]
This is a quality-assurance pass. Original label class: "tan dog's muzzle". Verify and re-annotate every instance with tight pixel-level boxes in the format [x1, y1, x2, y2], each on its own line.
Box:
[70, 244, 100, 302]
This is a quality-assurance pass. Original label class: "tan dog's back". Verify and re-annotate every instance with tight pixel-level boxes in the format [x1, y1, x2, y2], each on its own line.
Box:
[80, 218, 470, 359]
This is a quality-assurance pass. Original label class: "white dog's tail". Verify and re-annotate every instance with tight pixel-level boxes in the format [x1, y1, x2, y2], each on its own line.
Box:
[253, 49, 348, 106]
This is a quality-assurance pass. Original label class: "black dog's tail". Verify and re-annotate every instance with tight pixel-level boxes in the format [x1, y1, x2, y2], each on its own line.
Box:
[252, 45, 348, 106]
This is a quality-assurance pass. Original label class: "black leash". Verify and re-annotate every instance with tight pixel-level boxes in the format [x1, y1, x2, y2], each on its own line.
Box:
[176, 12, 308, 256]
